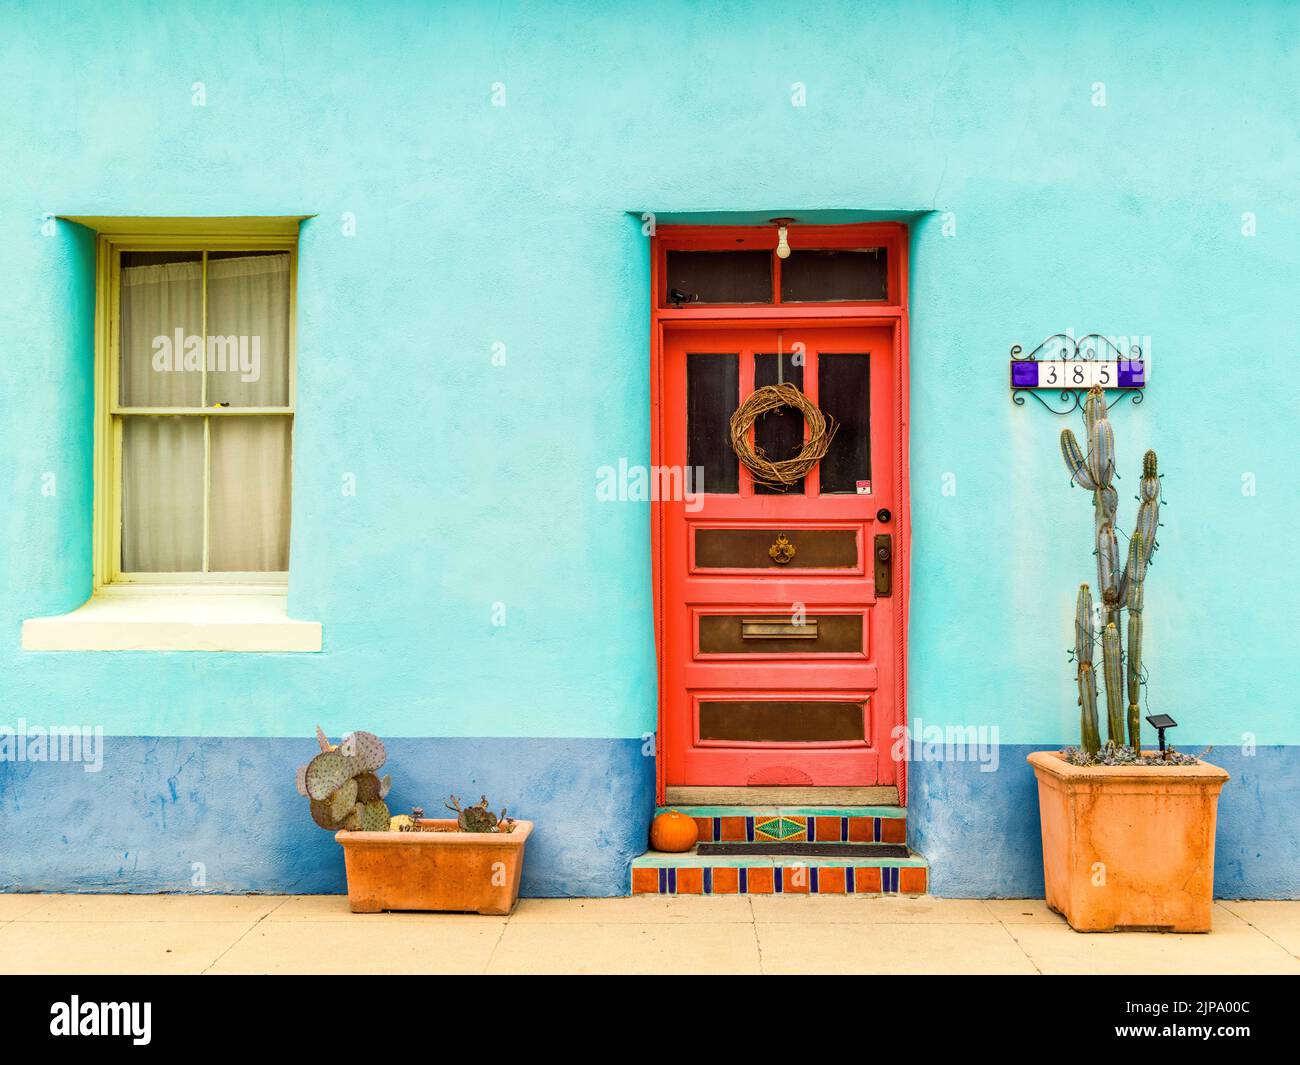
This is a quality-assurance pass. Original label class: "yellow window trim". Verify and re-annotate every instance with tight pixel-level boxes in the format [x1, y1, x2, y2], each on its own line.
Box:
[66, 215, 309, 237]
[91, 221, 300, 592]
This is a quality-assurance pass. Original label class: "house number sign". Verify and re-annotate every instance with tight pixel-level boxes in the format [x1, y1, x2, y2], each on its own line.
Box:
[1010, 358, 1145, 390]
[1010, 333, 1147, 416]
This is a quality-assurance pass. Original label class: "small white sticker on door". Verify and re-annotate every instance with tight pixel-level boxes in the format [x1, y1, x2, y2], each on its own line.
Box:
[857, 480, 872, 495]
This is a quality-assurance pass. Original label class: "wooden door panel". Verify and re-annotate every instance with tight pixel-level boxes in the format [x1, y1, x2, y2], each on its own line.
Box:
[660, 325, 899, 787]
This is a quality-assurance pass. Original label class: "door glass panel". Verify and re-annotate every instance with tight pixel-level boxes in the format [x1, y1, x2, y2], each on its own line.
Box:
[753, 352, 804, 494]
[780, 248, 888, 302]
[687, 353, 739, 494]
[818, 353, 871, 494]
[699, 701, 865, 742]
[667, 250, 772, 304]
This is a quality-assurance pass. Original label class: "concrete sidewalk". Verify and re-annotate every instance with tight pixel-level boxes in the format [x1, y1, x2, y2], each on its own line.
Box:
[1, 894, 1297, 975]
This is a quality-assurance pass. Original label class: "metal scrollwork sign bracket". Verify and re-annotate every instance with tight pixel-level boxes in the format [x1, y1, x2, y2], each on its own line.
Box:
[1010, 333, 1146, 416]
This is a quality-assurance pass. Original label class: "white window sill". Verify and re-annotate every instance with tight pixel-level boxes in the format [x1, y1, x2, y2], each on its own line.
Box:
[21, 589, 322, 652]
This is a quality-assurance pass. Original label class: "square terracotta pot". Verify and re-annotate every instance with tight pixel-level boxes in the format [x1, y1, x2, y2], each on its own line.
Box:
[336, 819, 533, 915]
[1027, 751, 1228, 932]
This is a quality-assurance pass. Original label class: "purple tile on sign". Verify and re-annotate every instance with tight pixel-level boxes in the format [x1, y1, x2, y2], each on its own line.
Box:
[1117, 360, 1144, 388]
[1011, 362, 1039, 388]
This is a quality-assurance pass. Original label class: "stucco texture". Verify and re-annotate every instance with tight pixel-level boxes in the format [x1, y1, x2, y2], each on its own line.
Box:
[1, 1, 1297, 895]
[0, 738, 653, 896]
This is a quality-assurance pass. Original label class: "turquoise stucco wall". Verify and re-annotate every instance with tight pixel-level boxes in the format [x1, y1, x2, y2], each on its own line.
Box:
[1, 0, 1297, 895]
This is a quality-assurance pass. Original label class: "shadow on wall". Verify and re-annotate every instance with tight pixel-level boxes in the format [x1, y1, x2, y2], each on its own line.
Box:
[0, 736, 655, 897]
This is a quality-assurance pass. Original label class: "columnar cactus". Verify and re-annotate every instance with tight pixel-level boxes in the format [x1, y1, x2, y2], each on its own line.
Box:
[1059, 387, 1160, 754]
[295, 727, 392, 832]
[1074, 583, 1101, 753]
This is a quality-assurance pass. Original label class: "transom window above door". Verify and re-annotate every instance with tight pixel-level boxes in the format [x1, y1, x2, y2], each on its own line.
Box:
[659, 223, 901, 307]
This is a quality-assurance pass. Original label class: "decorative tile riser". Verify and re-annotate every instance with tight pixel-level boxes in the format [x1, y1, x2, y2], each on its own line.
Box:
[631, 865, 927, 895]
[688, 814, 906, 846]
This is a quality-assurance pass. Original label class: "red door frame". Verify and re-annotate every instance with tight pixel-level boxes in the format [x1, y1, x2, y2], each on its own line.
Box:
[649, 222, 912, 804]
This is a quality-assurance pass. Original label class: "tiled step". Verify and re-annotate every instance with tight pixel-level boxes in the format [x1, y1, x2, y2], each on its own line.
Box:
[663, 805, 907, 847]
[637, 805, 925, 896]
[631, 848, 928, 896]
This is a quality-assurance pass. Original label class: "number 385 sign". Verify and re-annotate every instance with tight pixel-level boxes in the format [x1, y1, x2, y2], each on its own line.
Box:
[1010, 358, 1145, 390]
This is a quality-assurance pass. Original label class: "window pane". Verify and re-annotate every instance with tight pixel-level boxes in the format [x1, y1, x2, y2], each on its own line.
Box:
[753, 352, 804, 494]
[121, 416, 204, 571]
[209, 416, 292, 572]
[780, 248, 887, 302]
[119, 253, 203, 407]
[206, 253, 291, 407]
[818, 353, 871, 493]
[686, 353, 738, 496]
[667, 250, 772, 304]
[687, 353, 739, 494]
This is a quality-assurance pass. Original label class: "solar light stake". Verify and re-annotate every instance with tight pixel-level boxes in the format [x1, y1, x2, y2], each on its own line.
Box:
[1146, 713, 1178, 760]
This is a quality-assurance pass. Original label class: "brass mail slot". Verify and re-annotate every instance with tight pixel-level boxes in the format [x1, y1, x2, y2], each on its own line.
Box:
[698, 613, 863, 655]
[742, 618, 818, 639]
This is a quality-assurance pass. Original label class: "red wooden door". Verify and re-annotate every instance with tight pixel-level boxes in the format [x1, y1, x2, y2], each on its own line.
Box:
[660, 324, 900, 788]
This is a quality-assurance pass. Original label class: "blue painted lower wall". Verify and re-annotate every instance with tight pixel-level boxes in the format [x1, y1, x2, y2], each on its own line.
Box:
[907, 745, 1300, 900]
[2, 737, 1296, 898]
[0, 737, 655, 897]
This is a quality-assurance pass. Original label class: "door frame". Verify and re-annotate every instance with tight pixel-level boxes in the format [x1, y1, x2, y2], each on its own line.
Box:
[649, 222, 912, 804]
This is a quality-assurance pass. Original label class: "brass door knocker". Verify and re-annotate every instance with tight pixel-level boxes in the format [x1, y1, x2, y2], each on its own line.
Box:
[768, 534, 796, 565]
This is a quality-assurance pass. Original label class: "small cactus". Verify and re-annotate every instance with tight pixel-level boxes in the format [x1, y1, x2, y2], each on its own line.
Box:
[445, 794, 516, 833]
[1058, 389, 1163, 757]
[296, 727, 391, 832]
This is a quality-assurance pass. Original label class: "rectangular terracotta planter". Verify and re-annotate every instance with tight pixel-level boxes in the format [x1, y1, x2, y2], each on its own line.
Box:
[1028, 751, 1228, 932]
[336, 819, 533, 915]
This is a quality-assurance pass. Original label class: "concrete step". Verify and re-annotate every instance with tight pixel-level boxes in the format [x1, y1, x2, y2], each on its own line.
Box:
[660, 805, 907, 847]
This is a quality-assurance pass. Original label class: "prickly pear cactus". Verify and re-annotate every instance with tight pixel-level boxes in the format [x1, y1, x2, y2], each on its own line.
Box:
[359, 799, 391, 832]
[342, 731, 386, 773]
[354, 772, 391, 803]
[1058, 388, 1163, 756]
[296, 727, 391, 832]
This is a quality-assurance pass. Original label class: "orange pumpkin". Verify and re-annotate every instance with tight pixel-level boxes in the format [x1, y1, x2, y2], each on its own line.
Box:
[650, 809, 699, 852]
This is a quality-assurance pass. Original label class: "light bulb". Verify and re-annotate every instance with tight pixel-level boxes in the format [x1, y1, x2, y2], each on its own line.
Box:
[776, 224, 791, 259]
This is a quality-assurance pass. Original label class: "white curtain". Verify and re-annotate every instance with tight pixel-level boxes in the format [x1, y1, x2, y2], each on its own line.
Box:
[209, 416, 292, 571]
[120, 259, 203, 407]
[206, 254, 290, 407]
[122, 417, 205, 571]
[119, 253, 292, 573]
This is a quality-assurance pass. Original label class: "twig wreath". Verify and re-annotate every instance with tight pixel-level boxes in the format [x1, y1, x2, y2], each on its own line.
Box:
[729, 382, 837, 490]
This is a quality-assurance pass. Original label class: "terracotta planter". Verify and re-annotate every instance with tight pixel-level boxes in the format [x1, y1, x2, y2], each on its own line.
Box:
[336, 819, 533, 915]
[1027, 751, 1228, 932]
